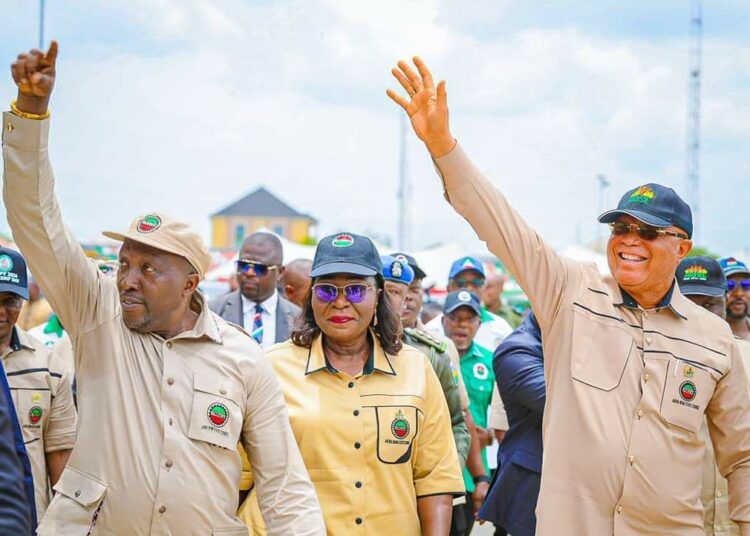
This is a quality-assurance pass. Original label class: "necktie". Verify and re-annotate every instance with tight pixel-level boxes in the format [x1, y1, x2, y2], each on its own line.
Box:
[252, 304, 264, 345]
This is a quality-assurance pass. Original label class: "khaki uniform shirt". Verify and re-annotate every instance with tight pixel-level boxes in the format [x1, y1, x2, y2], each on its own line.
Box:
[416, 319, 469, 410]
[702, 338, 750, 535]
[433, 144, 750, 535]
[2, 113, 324, 536]
[2, 327, 77, 521]
[267, 334, 464, 535]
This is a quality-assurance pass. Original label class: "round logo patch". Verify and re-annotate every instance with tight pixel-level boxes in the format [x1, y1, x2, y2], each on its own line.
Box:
[332, 234, 354, 247]
[391, 261, 403, 278]
[136, 215, 162, 234]
[458, 290, 472, 303]
[391, 415, 410, 439]
[28, 406, 42, 425]
[680, 381, 697, 402]
[207, 402, 229, 428]
[0, 255, 13, 272]
[473, 362, 489, 380]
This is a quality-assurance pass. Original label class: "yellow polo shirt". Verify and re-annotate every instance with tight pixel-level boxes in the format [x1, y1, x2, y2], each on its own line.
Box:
[242, 333, 463, 534]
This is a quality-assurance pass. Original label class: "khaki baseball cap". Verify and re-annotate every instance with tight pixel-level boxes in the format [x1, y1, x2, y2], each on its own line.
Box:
[103, 213, 212, 278]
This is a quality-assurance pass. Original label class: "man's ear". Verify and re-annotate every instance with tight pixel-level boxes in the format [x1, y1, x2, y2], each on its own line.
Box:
[278, 265, 286, 278]
[184, 274, 200, 296]
[677, 239, 693, 260]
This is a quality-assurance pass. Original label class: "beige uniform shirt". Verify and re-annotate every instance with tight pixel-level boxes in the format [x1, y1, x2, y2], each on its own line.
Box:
[433, 144, 750, 535]
[702, 338, 750, 535]
[2, 113, 324, 536]
[2, 327, 77, 521]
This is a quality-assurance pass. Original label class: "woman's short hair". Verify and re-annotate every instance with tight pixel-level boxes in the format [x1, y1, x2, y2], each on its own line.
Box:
[290, 276, 403, 355]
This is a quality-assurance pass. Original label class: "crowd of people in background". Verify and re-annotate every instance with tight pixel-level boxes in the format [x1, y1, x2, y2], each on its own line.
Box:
[0, 41, 749, 536]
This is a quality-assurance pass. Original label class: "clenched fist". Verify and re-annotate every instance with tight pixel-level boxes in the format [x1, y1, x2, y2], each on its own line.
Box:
[10, 41, 58, 115]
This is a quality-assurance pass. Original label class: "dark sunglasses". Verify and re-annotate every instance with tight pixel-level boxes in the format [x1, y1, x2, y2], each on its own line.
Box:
[313, 283, 373, 304]
[727, 279, 750, 292]
[454, 277, 485, 287]
[608, 222, 688, 241]
[236, 260, 278, 276]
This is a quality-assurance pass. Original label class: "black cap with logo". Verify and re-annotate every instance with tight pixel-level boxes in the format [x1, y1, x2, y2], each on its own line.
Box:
[311, 232, 383, 279]
[443, 290, 482, 316]
[598, 183, 693, 239]
[0, 247, 29, 300]
[676, 256, 726, 297]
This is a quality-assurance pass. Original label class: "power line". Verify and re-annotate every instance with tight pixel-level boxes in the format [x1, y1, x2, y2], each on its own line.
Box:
[686, 0, 702, 240]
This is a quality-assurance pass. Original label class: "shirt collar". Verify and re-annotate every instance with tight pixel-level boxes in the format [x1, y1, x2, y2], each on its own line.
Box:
[242, 290, 279, 315]
[2, 327, 36, 358]
[611, 279, 687, 320]
[304, 331, 397, 377]
[170, 291, 224, 344]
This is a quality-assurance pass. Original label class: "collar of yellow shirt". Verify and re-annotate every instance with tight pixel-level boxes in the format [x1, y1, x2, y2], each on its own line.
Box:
[304, 330, 397, 377]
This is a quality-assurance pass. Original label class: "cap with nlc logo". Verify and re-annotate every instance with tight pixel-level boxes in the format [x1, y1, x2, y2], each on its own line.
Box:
[448, 256, 486, 280]
[443, 290, 482, 316]
[598, 183, 693, 239]
[719, 257, 750, 278]
[103, 213, 212, 279]
[311, 232, 383, 279]
[676, 256, 726, 297]
[0, 247, 29, 299]
[381, 255, 415, 285]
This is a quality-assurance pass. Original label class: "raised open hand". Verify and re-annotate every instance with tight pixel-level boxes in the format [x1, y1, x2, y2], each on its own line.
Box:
[387, 57, 455, 158]
[10, 41, 58, 115]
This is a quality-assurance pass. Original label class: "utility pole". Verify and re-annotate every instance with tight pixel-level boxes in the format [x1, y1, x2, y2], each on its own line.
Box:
[687, 0, 702, 241]
[596, 174, 610, 249]
[397, 113, 409, 250]
[39, 0, 45, 49]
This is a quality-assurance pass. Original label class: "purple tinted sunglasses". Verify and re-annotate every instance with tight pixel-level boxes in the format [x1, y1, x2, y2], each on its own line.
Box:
[313, 283, 374, 304]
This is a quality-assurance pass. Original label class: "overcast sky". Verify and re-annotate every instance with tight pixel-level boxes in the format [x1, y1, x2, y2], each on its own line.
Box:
[1, 1, 749, 257]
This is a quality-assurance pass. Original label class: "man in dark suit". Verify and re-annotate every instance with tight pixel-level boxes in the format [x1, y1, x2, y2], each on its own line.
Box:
[210, 232, 300, 347]
[478, 312, 544, 536]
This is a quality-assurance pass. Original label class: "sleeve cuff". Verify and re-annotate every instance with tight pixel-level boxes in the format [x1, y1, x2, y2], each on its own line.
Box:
[44, 430, 77, 452]
[432, 143, 475, 194]
[2, 112, 50, 150]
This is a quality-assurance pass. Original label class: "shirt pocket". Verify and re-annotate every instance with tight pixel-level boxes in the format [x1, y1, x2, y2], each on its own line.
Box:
[187, 375, 242, 450]
[659, 358, 717, 433]
[36, 466, 107, 536]
[15, 388, 51, 441]
[571, 309, 634, 391]
[374, 405, 420, 464]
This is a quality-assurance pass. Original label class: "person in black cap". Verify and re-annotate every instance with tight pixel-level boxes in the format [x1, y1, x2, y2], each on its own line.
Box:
[390, 57, 750, 534]
[0, 247, 77, 526]
[260, 233, 463, 535]
[676, 256, 750, 536]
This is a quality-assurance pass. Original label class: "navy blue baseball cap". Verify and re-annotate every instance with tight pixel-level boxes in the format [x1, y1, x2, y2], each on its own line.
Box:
[381, 255, 415, 285]
[598, 183, 693, 239]
[0, 247, 29, 300]
[448, 256, 486, 280]
[719, 257, 750, 278]
[311, 232, 382, 279]
[676, 256, 726, 297]
[443, 290, 482, 316]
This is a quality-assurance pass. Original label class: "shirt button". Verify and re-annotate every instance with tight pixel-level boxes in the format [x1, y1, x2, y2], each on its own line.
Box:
[354, 442, 361, 449]
[643, 374, 649, 382]
[617, 505, 623, 514]
[353, 410, 360, 417]
[355, 517, 363, 525]
[165, 460, 173, 468]
[637, 409, 644, 418]
[168, 418, 173, 426]
[159, 505, 167, 514]
[628, 455, 635, 465]
[219, 388, 227, 395]
[355, 481, 362, 488]
[74, 490, 81, 498]
[166, 342, 173, 349]
[717, 490, 723, 498]
[348, 381, 355, 389]
[167, 377, 175, 386]
[643, 311, 648, 318]
[5, 122, 14, 132]
[645, 337, 652, 345]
